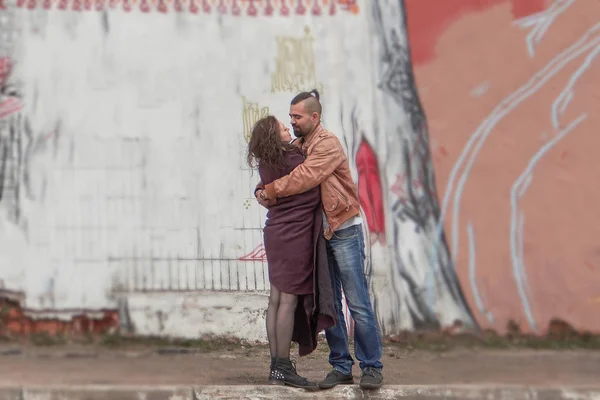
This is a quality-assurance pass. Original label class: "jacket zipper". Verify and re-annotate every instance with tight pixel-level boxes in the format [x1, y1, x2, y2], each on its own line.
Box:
[330, 182, 350, 211]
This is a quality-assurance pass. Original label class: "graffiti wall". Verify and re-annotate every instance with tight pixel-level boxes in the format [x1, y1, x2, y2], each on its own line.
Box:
[0, 0, 598, 340]
[402, 0, 600, 335]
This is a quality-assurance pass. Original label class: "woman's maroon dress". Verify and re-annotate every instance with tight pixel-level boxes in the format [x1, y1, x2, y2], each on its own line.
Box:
[259, 148, 321, 295]
[258, 147, 336, 356]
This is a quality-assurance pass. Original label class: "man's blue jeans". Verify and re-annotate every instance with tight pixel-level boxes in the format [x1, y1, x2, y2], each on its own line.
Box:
[325, 224, 383, 375]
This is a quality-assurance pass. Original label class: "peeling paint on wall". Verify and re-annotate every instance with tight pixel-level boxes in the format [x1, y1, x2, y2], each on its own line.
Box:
[0, 291, 118, 337]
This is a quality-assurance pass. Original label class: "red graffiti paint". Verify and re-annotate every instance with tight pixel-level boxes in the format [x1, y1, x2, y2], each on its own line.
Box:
[231, 0, 240, 16]
[356, 139, 386, 242]
[173, 0, 182, 12]
[217, 0, 226, 14]
[280, 0, 290, 16]
[239, 244, 267, 262]
[0, 97, 23, 119]
[265, 0, 274, 15]
[295, 0, 306, 15]
[247, 0, 258, 16]
[155, 0, 166, 13]
[311, 0, 322, 16]
[405, 0, 548, 66]
[8, 0, 359, 13]
[510, 0, 549, 19]
[201, 0, 210, 13]
[0, 57, 11, 85]
[189, 0, 198, 13]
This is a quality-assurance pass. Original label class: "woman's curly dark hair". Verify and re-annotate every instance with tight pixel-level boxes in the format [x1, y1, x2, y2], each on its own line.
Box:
[247, 115, 294, 170]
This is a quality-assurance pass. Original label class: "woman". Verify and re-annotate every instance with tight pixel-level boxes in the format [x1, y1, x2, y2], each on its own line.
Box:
[247, 116, 335, 389]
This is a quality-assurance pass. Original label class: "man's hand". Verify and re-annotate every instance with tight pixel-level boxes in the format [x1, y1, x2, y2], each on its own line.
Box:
[263, 135, 344, 199]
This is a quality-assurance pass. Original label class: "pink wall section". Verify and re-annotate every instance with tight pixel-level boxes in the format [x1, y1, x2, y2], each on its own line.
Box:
[405, 0, 600, 333]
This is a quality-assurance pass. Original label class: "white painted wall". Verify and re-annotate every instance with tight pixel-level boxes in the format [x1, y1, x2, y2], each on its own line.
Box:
[0, 2, 373, 336]
[126, 291, 269, 342]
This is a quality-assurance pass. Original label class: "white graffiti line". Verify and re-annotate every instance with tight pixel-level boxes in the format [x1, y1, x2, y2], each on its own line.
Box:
[514, 0, 576, 57]
[467, 223, 494, 324]
[509, 44, 598, 331]
[509, 114, 586, 332]
[552, 45, 600, 129]
[516, 211, 529, 295]
[517, 174, 532, 196]
[432, 23, 600, 331]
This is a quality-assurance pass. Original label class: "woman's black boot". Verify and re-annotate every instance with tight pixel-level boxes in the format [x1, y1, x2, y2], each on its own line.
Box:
[268, 357, 283, 385]
[272, 357, 318, 390]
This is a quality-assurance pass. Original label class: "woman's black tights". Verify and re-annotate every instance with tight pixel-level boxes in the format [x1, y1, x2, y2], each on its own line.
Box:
[266, 284, 298, 360]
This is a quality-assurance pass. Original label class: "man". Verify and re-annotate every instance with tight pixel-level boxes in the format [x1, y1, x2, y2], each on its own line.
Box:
[255, 90, 383, 390]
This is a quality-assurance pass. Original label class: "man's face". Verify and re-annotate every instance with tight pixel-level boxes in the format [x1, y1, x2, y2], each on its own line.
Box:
[289, 101, 316, 138]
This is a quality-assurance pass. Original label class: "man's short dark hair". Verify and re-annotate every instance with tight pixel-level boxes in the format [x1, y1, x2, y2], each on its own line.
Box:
[291, 89, 322, 115]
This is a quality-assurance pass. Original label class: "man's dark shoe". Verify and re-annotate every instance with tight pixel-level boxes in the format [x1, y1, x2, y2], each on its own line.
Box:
[272, 358, 318, 390]
[318, 369, 354, 389]
[360, 367, 383, 390]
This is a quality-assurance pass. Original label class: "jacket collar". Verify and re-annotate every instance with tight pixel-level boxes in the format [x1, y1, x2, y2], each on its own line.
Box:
[300, 123, 324, 146]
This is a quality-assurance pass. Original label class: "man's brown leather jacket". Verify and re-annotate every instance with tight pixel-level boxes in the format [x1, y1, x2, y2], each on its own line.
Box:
[257, 125, 360, 240]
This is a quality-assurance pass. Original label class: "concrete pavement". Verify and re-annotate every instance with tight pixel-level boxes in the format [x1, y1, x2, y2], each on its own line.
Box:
[0, 384, 600, 400]
[1, 341, 599, 399]
[1, 385, 600, 399]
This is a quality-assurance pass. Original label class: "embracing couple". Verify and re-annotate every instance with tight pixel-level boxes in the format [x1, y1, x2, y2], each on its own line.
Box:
[246, 90, 383, 391]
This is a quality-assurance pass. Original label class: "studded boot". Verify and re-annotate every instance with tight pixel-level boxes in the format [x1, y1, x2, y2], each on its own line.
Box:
[272, 357, 318, 390]
[268, 357, 283, 385]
